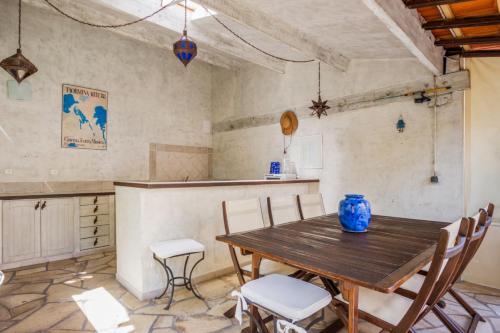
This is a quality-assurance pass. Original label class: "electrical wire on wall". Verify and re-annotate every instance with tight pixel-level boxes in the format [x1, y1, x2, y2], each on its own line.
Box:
[431, 75, 439, 183]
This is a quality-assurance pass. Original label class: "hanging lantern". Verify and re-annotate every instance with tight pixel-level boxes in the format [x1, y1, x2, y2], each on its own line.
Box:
[173, 30, 197, 66]
[0, 0, 38, 83]
[173, 1, 197, 67]
[396, 115, 406, 133]
[309, 62, 330, 118]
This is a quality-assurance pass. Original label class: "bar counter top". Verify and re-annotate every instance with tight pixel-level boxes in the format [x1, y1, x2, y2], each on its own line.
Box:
[113, 178, 319, 189]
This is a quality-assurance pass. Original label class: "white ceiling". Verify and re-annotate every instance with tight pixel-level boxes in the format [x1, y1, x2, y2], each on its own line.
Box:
[28, 0, 441, 73]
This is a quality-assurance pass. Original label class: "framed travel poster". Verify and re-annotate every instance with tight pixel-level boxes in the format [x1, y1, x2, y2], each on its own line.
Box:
[61, 84, 108, 150]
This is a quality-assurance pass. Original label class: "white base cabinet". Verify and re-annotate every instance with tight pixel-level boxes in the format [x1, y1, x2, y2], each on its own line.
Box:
[2, 200, 41, 264]
[41, 198, 74, 257]
[0, 194, 115, 269]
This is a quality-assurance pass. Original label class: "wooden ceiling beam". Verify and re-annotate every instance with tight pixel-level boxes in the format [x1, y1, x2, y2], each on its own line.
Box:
[423, 14, 500, 30]
[195, 0, 350, 72]
[436, 35, 500, 46]
[404, 0, 472, 9]
[446, 49, 500, 57]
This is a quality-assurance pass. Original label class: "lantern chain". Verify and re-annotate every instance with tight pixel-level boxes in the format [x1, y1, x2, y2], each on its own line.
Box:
[198, 4, 315, 63]
[184, 0, 187, 32]
[41, 0, 316, 63]
[318, 61, 321, 96]
[42, 0, 178, 29]
[18, 0, 21, 49]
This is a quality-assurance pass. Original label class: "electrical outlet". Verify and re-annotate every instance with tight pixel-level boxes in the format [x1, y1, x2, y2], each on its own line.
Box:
[50, 169, 59, 176]
[4, 169, 12, 175]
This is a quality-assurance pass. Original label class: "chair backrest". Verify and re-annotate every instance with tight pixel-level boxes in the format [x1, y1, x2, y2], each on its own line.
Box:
[222, 198, 265, 234]
[267, 195, 301, 226]
[483, 202, 495, 221]
[394, 218, 469, 333]
[452, 203, 495, 284]
[297, 193, 325, 219]
[222, 198, 266, 286]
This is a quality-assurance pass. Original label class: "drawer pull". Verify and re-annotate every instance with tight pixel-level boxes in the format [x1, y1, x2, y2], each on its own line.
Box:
[94, 238, 98, 246]
[94, 227, 98, 235]
[93, 196, 98, 204]
[93, 206, 99, 213]
[94, 216, 98, 224]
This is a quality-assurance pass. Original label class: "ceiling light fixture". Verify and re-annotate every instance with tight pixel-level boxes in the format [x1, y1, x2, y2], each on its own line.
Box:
[173, 0, 197, 67]
[0, 0, 38, 83]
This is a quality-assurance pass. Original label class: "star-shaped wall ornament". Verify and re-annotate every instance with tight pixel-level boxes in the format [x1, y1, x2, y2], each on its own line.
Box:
[310, 95, 330, 119]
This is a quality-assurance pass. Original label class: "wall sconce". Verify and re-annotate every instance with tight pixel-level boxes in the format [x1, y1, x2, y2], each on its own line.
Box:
[396, 116, 406, 133]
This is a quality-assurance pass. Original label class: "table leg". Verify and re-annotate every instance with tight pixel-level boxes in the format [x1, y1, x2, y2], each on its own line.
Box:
[342, 282, 359, 333]
[249, 254, 262, 333]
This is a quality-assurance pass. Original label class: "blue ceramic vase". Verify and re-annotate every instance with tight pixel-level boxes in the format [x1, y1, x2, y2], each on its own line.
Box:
[338, 194, 372, 232]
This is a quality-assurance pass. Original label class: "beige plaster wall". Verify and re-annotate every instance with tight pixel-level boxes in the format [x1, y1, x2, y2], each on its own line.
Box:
[463, 58, 500, 289]
[212, 60, 465, 222]
[0, 0, 213, 183]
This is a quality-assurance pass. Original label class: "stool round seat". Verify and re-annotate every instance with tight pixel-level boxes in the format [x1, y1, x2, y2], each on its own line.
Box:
[241, 274, 332, 322]
[150, 239, 205, 258]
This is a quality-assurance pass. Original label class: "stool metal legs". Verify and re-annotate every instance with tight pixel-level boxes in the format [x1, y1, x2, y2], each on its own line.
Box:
[153, 252, 205, 310]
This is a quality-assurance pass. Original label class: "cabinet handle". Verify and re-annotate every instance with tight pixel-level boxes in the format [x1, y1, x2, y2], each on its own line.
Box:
[41, 201, 47, 210]
[34, 201, 40, 210]
[93, 206, 98, 213]
[94, 238, 98, 246]
[93, 216, 98, 224]
[93, 196, 98, 204]
[94, 227, 98, 235]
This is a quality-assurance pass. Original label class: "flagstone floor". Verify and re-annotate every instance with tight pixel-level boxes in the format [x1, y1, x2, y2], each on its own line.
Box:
[0, 251, 499, 333]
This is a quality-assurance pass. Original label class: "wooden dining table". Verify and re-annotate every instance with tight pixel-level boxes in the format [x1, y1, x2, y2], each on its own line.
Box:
[216, 213, 448, 333]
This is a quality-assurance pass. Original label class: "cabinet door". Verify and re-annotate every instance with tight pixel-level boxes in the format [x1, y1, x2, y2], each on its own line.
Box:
[40, 198, 74, 257]
[3, 200, 41, 263]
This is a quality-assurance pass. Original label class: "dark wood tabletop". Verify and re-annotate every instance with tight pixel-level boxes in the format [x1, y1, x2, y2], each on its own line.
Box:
[216, 214, 448, 293]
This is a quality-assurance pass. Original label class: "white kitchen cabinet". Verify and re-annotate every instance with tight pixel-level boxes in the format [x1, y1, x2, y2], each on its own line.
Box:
[40, 198, 74, 257]
[2, 200, 41, 264]
[1, 194, 115, 269]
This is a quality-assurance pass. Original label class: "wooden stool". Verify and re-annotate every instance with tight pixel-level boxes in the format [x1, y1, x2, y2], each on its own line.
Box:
[150, 238, 205, 309]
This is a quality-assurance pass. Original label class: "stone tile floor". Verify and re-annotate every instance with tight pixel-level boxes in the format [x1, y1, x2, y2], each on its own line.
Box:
[0, 251, 498, 332]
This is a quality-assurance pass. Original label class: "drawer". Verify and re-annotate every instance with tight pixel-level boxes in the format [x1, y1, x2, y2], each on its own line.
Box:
[80, 214, 109, 227]
[80, 235, 110, 251]
[80, 196, 108, 206]
[80, 225, 110, 239]
[79, 204, 109, 216]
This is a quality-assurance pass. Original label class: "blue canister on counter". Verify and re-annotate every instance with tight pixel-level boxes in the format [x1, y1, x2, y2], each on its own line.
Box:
[270, 161, 281, 174]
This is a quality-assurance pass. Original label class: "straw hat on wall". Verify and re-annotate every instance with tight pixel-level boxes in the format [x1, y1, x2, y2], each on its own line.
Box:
[280, 111, 298, 135]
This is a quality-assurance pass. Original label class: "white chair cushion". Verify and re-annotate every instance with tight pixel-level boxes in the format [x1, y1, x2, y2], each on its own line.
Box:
[335, 286, 415, 326]
[150, 239, 205, 259]
[400, 273, 425, 294]
[242, 259, 297, 276]
[241, 274, 332, 322]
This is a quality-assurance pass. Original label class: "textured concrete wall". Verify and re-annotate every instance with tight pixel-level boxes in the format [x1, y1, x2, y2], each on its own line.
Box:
[0, 0, 213, 182]
[212, 60, 464, 221]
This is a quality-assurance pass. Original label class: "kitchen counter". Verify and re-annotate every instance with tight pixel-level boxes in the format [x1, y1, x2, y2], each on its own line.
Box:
[113, 178, 318, 188]
[114, 178, 319, 300]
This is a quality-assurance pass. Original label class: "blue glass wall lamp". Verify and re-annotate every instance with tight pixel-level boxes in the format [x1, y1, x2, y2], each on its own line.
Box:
[396, 115, 406, 133]
[173, 0, 197, 66]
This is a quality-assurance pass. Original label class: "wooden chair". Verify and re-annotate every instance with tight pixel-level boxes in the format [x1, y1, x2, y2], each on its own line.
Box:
[436, 203, 495, 333]
[222, 198, 299, 320]
[297, 193, 326, 219]
[223, 199, 297, 284]
[267, 195, 302, 226]
[333, 217, 469, 333]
